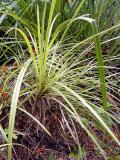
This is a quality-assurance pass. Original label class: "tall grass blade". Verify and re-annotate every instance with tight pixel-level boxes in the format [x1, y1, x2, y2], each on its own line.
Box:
[64, 15, 108, 111]
[52, 89, 107, 160]
[8, 58, 32, 160]
[78, 16, 107, 111]
[56, 82, 120, 146]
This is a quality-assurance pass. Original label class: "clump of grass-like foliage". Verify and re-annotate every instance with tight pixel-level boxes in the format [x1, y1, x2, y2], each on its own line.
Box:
[0, 0, 120, 160]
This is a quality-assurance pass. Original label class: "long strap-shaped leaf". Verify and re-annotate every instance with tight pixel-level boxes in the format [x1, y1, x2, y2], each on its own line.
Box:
[43, 0, 57, 83]
[65, 15, 107, 111]
[52, 87, 107, 159]
[7, 58, 32, 160]
[56, 82, 120, 147]
[77, 16, 107, 111]
[91, 20, 107, 111]
[7, 57, 51, 160]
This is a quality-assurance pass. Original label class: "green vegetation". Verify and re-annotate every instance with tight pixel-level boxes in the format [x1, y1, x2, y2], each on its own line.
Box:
[0, 0, 120, 160]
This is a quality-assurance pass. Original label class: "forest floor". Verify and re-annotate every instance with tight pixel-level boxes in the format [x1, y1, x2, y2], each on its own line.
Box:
[0, 97, 120, 160]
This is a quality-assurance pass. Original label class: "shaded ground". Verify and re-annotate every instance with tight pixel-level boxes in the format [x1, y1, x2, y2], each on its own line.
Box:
[0, 96, 120, 160]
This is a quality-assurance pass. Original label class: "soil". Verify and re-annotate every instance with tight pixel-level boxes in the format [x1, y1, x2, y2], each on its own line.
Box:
[0, 96, 120, 160]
